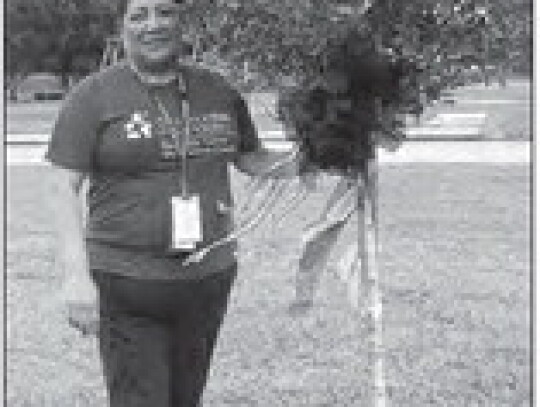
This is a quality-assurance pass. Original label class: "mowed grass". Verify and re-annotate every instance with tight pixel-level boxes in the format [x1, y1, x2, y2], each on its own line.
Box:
[6, 163, 530, 406]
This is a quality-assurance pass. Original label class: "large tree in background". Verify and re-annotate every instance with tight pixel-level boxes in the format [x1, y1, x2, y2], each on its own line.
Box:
[6, 0, 531, 91]
[184, 0, 531, 91]
[6, 0, 118, 86]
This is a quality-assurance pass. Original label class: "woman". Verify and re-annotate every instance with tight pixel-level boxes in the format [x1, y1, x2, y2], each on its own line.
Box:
[47, 0, 261, 405]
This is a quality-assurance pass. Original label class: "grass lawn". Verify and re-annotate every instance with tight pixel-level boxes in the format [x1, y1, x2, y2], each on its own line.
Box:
[6, 163, 531, 406]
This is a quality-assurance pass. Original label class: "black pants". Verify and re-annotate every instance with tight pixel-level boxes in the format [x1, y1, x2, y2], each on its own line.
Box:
[92, 266, 237, 407]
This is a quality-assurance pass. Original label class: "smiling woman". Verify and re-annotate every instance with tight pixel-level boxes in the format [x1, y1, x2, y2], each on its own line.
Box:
[45, 0, 266, 405]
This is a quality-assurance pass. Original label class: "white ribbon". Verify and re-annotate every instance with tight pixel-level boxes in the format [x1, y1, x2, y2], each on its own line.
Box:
[182, 147, 303, 266]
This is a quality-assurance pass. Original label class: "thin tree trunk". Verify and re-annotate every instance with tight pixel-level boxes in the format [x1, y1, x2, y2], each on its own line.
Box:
[357, 148, 386, 406]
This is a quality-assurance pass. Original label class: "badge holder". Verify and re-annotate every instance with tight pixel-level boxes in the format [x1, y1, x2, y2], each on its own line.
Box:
[171, 194, 202, 251]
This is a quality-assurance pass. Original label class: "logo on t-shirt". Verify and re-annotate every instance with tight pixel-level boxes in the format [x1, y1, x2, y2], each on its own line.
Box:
[125, 111, 152, 139]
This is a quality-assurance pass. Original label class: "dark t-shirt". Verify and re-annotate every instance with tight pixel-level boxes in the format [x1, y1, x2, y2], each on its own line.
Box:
[47, 62, 259, 279]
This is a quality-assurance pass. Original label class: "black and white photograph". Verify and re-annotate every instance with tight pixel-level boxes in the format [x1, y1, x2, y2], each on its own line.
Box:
[4, 0, 534, 405]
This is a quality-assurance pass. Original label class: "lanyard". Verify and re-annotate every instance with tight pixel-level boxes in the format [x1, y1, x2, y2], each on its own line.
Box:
[152, 87, 191, 198]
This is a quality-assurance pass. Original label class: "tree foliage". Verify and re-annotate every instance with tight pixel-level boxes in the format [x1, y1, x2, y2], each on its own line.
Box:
[185, 0, 531, 91]
[7, 0, 118, 84]
[177, 0, 531, 170]
[7, 0, 531, 91]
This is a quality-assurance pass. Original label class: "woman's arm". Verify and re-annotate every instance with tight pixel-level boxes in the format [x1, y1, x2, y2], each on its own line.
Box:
[49, 166, 98, 334]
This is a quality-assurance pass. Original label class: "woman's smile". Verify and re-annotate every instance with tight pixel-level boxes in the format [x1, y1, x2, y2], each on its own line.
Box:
[137, 33, 173, 47]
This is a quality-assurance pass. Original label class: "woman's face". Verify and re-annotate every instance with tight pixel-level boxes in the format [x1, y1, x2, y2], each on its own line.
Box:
[123, 0, 182, 69]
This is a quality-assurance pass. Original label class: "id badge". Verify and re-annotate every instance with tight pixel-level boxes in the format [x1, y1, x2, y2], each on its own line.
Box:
[171, 195, 203, 251]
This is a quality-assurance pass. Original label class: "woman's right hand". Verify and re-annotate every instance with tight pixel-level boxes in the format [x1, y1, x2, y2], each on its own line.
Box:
[60, 255, 101, 336]
[66, 302, 100, 336]
[50, 167, 100, 336]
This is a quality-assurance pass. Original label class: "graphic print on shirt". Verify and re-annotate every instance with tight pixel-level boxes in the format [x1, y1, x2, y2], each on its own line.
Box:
[154, 113, 239, 161]
[188, 113, 238, 156]
[94, 107, 159, 172]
